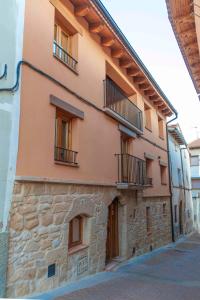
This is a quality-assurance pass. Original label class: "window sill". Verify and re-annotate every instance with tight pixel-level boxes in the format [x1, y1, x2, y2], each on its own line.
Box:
[68, 244, 89, 255]
[145, 126, 152, 132]
[161, 183, 167, 186]
[53, 54, 79, 76]
[55, 161, 79, 168]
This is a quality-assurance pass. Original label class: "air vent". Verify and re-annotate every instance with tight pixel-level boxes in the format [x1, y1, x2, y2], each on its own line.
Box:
[48, 264, 56, 278]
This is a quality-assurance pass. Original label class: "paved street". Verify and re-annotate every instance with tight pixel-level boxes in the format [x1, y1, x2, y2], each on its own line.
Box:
[35, 233, 200, 300]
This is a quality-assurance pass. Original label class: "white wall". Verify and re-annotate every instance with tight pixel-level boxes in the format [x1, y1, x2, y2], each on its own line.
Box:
[0, 0, 25, 231]
[168, 133, 194, 239]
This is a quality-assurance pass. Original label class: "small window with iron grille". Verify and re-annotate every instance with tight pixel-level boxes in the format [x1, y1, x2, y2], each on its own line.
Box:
[69, 215, 83, 249]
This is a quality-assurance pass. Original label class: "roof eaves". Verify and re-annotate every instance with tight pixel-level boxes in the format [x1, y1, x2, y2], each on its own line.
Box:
[91, 0, 178, 114]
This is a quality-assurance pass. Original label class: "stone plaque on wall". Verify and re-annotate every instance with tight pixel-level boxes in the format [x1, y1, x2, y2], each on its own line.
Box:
[77, 256, 88, 276]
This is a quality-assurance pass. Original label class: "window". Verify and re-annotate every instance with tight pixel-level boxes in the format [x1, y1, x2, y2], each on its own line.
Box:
[69, 215, 83, 249]
[160, 165, 167, 185]
[177, 168, 182, 187]
[158, 116, 164, 139]
[53, 18, 78, 72]
[174, 205, 177, 223]
[163, 203, 167, 216]
[54, 24, 72, 55]
[146, 158, 152, 178]
[146, 207, 151, 234]
[121, 134, 131, 154]
[144, 104, 152, 131]
[191, 156, 199, 166]
[55, 109, 77, 164]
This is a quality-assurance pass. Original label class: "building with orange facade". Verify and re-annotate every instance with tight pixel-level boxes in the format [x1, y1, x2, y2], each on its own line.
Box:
[166, 0, 200, 99]
[0, 0, 178, 298]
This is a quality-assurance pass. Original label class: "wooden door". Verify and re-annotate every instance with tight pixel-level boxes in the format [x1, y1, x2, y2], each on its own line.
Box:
[106, 198, 119, 263]
[179, 201, 183, 235]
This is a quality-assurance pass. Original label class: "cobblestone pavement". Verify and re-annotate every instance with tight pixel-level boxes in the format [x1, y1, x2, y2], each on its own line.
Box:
[34, 233, 200, 300]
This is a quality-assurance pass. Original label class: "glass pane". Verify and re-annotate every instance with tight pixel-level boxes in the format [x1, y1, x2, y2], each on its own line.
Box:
[61, 121, 67, 148]
[191, 156, 199, 166]
[61, 31, 68, 52]
[54, 24, 58, 41]
[72, 217, 80, 243]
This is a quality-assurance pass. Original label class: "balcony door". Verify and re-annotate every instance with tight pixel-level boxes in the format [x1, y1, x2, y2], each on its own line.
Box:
[106, 198, 119, 263]
[121, 134, 131, 182]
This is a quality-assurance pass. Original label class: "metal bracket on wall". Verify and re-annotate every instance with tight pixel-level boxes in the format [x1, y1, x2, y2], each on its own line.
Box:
[0, 64, 7, 80]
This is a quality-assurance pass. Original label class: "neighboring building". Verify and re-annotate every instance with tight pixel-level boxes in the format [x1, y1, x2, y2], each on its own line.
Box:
[0, 0, 25, 297]
[168, 125, 194, 241]
[166, 0, 200, 100]
[0, 0, 177, 298]
[189, 139, 200, 230]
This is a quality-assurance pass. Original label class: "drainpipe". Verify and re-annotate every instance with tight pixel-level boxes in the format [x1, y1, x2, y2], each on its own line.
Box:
[180, 146, 188, 234]
[166, 112, 178, 242]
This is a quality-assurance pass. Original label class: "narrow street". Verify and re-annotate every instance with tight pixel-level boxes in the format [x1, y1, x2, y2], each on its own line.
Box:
[35, 233, 200, 300]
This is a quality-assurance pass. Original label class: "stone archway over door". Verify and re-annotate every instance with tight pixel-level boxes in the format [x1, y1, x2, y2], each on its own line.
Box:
[106, 197, 119, 263]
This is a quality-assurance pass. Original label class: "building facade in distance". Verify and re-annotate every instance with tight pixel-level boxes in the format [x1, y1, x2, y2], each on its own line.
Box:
[189, 139, 200, 230]
[0, 0, 177, 298]
[168, 125, 194, 241]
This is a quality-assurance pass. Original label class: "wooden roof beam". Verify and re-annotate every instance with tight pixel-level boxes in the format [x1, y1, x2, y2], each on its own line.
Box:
[90, 22, 105, 33]
[149, 95, 159, 101]
[119, 59, 133, 68]
[111, 48, 124, 58]
[127, 67, 140, 76]
[183, 38, 198, 48]
[158, 104, 166, 110]
[174, 13, 194, 24]
[133, 76, 146, 84]
[179, 26, 195, 37]
[191, 61, 200, 68]
[153, 100, 162, 106]
[101, 37, 115, 47]
[145, 90, 156, 96]
[139, 83, 150, 90]
[75, 4, 90, 17]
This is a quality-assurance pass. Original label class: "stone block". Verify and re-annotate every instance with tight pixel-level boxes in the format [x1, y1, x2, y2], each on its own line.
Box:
[15, 283, 30, 297]
[25, 240, 39, 252]
[40, 239, 51, 250]
[23, 268, 37, 280]
[41, 214, 53, 226]
[9, 213, 23, 232]
[53, 203, 71, 213]
[54, 212, 66, 225]
[19, 204, 37, 215]
[24, 218, 39, 230]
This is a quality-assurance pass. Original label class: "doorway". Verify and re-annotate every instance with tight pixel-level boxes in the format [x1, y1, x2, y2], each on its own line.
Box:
[106, 198, 119, 263]
[179, 201, 183, 235]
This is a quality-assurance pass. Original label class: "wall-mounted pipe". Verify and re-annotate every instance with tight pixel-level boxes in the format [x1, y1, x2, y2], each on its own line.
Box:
[166, 113, 178, 242]
[0, 64, 7, 80]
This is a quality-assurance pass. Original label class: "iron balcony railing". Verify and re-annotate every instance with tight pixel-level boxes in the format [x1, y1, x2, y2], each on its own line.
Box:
[55, 147, 78, 165]
[53, 41, 78, 72]
[116, 153, 152, 186]
[104, 78, 143, 131]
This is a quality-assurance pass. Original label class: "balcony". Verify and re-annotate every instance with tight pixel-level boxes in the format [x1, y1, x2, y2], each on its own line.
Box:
[55, 147, 78, 165]
[116, 153, 152, 189]
[104, 78, 143, 134]
[53, 41, 78, 73]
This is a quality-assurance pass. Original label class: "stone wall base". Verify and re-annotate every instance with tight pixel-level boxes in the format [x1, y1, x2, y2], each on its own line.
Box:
[0, 231, 8, 297]
[6, 181, 172, 298]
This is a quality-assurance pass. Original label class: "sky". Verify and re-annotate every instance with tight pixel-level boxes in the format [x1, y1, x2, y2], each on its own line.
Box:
[101, 0, 200, 143]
